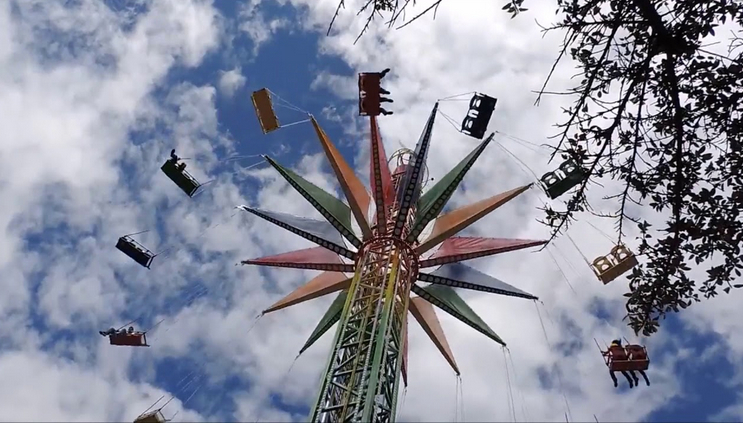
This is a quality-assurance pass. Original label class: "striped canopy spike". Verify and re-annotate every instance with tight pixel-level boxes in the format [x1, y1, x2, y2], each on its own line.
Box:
[242, 246, 353, 272]
[264, 155, 362, 248]
[299, 290, 348, 354]
[416, 184, 532, 254]
[407, 133, 494, 243]
[409, 296, 460, 375]
[369, 115, 394, 234]
[418, 262, 537, 300]
[238, 206, 356, 260]
[419, 236, 547, 267]
[411, 283, 506, 346]
[263, 271, 352, 314]
[393, 103, 438, 239]
[311, 116, 372, 240]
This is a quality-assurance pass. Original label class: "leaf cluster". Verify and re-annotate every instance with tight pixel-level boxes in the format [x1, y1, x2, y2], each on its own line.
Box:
[520, 0, 743, 335]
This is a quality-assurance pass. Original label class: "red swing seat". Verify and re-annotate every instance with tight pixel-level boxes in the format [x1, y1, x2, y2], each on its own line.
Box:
[358, 72, 382, 116]
[109, 331, 149, 347]
[605, 344, 649, 372]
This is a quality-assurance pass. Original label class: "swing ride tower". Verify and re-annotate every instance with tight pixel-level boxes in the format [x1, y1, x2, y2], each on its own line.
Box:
[240, 90, 548, 423]
[309, 145, 422, 422]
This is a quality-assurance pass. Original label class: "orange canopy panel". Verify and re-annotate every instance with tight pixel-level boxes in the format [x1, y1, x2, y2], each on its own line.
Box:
[251, 88, 280, 134]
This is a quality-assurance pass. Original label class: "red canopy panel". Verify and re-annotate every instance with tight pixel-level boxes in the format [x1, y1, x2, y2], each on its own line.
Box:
[242, 246, 354, 272]
[370, 115, 394, 234]
[420, 236, 546, 267]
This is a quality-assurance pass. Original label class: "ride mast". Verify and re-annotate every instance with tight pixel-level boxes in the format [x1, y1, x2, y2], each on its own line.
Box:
[310, 145, 422, 422]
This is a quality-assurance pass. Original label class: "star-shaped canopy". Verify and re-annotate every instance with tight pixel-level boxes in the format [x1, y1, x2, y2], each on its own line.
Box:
[240, 105, 545, 384]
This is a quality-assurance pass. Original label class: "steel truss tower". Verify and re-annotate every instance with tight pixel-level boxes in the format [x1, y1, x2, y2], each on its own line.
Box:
[240, 102, 546, 423]
[311, 150, 419, 422]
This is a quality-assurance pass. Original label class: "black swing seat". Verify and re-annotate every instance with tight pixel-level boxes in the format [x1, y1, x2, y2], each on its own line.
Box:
[540, 159, 587, 199]
[461, 93, 497, 140]
[161, 159, 200, 197]
[116, 236, 155, 268]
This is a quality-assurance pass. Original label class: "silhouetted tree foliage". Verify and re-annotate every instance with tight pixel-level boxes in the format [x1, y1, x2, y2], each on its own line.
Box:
[329, 0, 743, 336]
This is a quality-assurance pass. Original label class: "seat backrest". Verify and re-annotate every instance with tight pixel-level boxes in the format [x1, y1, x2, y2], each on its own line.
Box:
[626, 345, 647, 360]
[611, 244, 632, 261]
[540, 171, 559, 186]
[359, 73, 381, 94]
[360, 96, 380, 116]
[592, 255, 614, 273]
[461, 116, 476, 131]
[559, 160, 580, 176]
[609, 345, 628, 360]
[470, 93, 497, 112]
[470, 95, 483, 109]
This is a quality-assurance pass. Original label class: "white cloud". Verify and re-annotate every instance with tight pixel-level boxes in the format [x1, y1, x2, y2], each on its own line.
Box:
[218, 67, 247, 97]
[2, 0, 741, 422]
[239, 0, 290, 56]
[0, 0, 228, 419]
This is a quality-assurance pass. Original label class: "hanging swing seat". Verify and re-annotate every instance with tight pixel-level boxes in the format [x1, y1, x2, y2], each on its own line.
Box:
[251, 88, 281, 134]
[604, 344, 650, 372]
[134, 409, 168, 423]
[160, 159, 200, 197]
[540, 159, 586, 199]
[592, 244, 638, 284]
[116, 236, 155, 269]
[461, 93, 497, 140]
[110, 331, 149, 347]
[358, 72, 382, 116]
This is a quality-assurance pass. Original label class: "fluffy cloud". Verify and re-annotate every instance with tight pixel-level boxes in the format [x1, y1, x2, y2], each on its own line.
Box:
[218, 67, 247, 97]
[239, 0, 290, 56]
[2, 0, 741, 422]
[0, 0, 224, 420]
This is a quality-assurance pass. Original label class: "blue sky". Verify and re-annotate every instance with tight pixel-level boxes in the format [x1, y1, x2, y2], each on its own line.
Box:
[0, 0, 742, 422]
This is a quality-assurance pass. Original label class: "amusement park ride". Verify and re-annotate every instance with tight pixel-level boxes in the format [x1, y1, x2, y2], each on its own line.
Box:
[110, 69, 651, 422]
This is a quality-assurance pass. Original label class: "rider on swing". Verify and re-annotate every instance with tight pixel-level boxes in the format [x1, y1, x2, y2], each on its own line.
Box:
[603, 339, 651, 388]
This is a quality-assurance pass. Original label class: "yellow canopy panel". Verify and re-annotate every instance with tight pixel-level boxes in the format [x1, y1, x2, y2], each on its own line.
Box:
[251, 88, 280, 134]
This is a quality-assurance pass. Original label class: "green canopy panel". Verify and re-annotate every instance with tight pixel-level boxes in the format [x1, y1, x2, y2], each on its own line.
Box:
[299, 290, 348, 354]
[411, 283, 506, 346]
[392, 103, 438, 239]
[410, 133, 494, 242]
[265, 156, 360, 248]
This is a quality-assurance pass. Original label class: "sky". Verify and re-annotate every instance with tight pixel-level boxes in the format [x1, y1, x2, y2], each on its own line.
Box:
[1, 0, 742, 421]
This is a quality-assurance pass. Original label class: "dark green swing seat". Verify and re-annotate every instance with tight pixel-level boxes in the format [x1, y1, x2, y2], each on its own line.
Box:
[161, 159, 200, 197]
[540, 159, 586, 199]
[115, 236, 155, 268]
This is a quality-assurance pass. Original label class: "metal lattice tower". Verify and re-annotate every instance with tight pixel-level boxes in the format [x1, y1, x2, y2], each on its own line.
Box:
[240, 101, 546, 423]
[310, 150, 420, 423]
